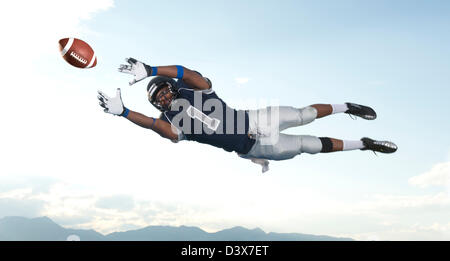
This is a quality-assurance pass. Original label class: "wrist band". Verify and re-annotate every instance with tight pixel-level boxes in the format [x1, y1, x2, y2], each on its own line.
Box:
[121, 107, 130, 117]
[151, 67, 158, 76]
[150, 117, 156, 129]
[176, 65, 184, 79]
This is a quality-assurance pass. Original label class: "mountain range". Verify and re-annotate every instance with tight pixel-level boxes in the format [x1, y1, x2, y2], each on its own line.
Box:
[0, 216, 353, 241]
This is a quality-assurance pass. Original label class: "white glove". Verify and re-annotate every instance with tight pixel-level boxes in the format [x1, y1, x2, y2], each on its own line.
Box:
[98, 88, 126, 116]
[118, 57, 153, 86]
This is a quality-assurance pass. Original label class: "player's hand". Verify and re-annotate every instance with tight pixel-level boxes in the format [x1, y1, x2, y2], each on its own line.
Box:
[118, 57, 153, 86]
[97, 88, 126, 116]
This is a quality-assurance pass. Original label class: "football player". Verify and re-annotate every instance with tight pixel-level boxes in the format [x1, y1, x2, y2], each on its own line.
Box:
[98, 58, 397, 173]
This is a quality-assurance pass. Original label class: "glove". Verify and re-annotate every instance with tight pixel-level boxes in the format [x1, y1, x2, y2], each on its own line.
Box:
[118, 57, 153, 86]
[98, 88, 126, 116]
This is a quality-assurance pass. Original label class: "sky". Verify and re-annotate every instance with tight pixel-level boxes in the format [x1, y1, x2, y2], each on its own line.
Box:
[0, 0, 449, 240]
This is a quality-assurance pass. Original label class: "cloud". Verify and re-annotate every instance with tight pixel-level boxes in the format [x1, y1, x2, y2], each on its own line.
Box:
[409, 161, 450, 188]
[351, 222, 450, 241]
[0, 0, 117, 194]
[95, 195, 135, 211]
[0, 176, 59, 195]
[0, 198, 46, 218]
[52, 215, 94, 227]
[0, 0, 114, 66]
[361, 193, 450, 223]
[275, 190, 450, 240]
[2, 174, 450, 239]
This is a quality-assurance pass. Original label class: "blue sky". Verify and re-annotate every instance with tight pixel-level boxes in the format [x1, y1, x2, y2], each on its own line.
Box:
[87, 0, 449, 193]
[1, 0, 449, 240]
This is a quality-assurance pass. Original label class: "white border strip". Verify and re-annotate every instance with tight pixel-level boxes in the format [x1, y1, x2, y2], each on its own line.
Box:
[86, 51, 96, 68]
[61, 38, 74, 56]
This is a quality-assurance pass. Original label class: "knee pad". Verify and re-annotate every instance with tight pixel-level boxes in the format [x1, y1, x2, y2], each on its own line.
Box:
[300, 135, 322, 154]
[319, 137, 333, 153]
[298, 106, 318, 125]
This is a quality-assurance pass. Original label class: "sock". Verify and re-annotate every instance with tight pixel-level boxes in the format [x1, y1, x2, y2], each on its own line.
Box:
[331, 104, 349, 114]
[343, 140, 364, 151]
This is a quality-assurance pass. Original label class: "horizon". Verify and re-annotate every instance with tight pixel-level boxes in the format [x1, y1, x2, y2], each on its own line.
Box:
[0, 216, 353, 241]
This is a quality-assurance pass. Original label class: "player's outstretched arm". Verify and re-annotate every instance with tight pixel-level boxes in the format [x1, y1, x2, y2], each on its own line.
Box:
[124, 110, 179, 141]
[118, 57, 211, 90]
[155, 65, 211, 90]
[97, 88, 179, 141]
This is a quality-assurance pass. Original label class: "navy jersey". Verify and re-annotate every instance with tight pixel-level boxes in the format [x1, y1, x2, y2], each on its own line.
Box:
[159, 78, 255, 154]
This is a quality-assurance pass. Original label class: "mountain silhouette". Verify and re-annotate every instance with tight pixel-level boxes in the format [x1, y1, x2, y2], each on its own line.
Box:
[0, 216, 353, 241]
[0, 216, 104, 241]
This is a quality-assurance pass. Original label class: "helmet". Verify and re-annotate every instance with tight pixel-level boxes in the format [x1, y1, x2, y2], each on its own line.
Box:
[147, 76, 178, 112]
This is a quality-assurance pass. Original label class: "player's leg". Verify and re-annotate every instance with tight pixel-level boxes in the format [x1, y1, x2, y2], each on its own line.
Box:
[241, 134, 347, 160]
[278, 106, 318, 131]
[276, 102, 374, 131]
[318, 137, 363, 152]
[319, 137, 398, 153]
[241, 134, 322, 160]
[247, 106, 318, 134]
[242, 135, 397, 160]
[311, 103, 377, 120]
[310, 104, 333, 118]
[247, 103, 377, 138]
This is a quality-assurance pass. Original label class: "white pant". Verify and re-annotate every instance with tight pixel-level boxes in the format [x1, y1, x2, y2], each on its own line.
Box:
[239, 106, 323, 161]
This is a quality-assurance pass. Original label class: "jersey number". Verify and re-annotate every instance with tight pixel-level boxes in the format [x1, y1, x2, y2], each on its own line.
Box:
[186, 105, 220, 131]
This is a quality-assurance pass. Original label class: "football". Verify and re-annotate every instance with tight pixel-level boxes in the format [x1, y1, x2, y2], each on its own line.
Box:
[59, 38, 97, 69]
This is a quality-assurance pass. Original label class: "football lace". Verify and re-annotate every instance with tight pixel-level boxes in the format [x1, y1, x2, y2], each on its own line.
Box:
[70, 51, 88, 64]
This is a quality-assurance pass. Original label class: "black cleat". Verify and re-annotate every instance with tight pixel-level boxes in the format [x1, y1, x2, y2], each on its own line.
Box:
[345, 102, 377, 120]
[361, 137, 398, 154]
